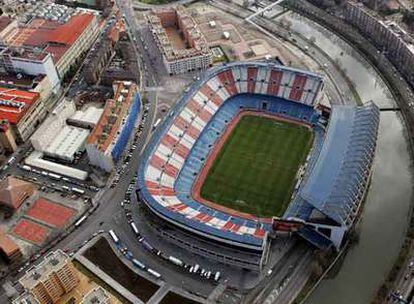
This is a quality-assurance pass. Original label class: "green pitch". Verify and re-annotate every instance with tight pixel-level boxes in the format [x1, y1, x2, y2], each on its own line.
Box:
[200, 115, 313, 218]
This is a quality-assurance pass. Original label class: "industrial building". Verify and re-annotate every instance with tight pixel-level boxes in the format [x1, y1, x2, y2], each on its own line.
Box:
[31, 101, 102, 163]
[2, 12, 100, 79]
[18, 250, 79, 304]
[146, 6, 213, 75]
[86, 81, 140, 172]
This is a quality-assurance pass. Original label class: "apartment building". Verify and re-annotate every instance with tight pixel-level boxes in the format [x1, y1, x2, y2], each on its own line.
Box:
[146, 6, 213, 75]
[19, 250, 79, 304]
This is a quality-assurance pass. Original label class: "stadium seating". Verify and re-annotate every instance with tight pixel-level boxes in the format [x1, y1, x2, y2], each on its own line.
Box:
[137, 62, 324, 251]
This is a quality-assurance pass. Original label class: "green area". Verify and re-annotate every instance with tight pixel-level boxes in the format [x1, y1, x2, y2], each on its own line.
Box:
[211, 46, 229, 63]
[200, 115, 313, 217]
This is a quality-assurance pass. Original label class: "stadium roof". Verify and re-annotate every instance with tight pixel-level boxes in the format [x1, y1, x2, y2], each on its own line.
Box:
[294, 102, 380, 226]
[0, 87, 40, 125]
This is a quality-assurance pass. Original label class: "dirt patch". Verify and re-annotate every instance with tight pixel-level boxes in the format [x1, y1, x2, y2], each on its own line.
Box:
[83, 237, 159, 302]
[160, 292, 201, 304]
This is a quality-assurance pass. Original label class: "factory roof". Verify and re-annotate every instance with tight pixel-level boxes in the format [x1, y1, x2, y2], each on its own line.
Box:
[0, 87, 40, 125]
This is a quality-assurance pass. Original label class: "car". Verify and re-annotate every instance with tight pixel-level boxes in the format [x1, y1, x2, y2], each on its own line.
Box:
[267, 269, 273, 276]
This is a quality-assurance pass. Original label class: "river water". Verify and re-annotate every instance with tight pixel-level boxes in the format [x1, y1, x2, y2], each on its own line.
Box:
[278, 12, 413, 304]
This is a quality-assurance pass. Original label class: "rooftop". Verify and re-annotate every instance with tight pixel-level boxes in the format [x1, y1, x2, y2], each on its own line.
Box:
[0, 228, 20, 257]
[0, 72, 45, 90]
[0, 87, 40, 125]
[0, 46, 50, 63]
[0, 16, 12, 34]
[12, 292, 39, 304]
[19, 249, 69, 289]
[147, 6, 211, 61]
[0, 176, 36, 210]
[87, 81, 137, 153]
[82, 287, 110, 304]
[44, 125, 90, 161]
[4, 13, 96, 64]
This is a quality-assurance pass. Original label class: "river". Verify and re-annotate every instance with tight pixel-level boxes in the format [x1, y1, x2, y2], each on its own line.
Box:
[277, 12, 413, 304]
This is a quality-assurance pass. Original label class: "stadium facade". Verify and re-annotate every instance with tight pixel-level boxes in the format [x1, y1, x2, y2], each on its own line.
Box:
[136, 62, 379, 253]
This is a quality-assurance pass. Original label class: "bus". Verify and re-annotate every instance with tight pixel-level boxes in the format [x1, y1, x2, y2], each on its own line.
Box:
[132, 258, 146, 270]
[147, 268, 161, 279]
[74, 215, 87, 227]
[71, 187, 85, 195]
[130, 222, 139, 236]
[142, 240, 154, 252]
[22, 165, 31, 172]
[109, 230, 119, 243]
[168, 256, 183, 267]
[48, 173, 62, 181]
[153, 118, 161, 130]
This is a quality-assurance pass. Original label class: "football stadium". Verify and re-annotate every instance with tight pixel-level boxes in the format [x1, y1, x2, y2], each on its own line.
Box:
[136, 61, 380, 253]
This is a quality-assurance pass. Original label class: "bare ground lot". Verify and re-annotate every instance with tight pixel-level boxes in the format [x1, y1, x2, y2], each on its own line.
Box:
[83, 237, 159, 302]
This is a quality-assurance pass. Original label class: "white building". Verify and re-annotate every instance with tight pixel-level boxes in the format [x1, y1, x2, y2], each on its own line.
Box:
[0, 48, 61, 93]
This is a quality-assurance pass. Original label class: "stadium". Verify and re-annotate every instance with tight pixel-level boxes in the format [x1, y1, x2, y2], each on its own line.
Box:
[136, 61, 380, 254]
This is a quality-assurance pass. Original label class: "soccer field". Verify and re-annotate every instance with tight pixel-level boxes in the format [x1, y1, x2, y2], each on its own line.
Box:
[200, 115, 313, 218]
